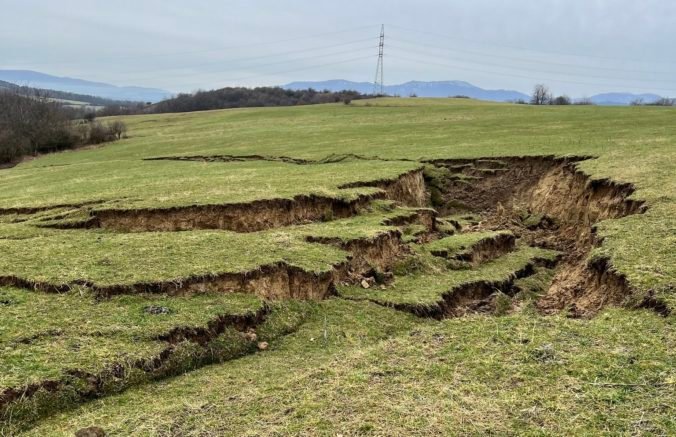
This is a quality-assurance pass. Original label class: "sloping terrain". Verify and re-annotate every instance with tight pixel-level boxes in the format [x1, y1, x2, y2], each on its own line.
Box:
[0, 98, 673, 435]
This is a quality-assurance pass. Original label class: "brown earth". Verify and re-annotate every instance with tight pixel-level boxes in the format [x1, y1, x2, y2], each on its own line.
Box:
[0, 306, 269, 425]
[427, 156, 657, 317]
[53, 169, 428, 233]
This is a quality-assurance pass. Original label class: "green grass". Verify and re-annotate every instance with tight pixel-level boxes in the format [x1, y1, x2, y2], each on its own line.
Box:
[0, 203, 417, 288]
[423, 230, 511, 257]
[0, 98, 673, 434]
[341, 244, 558, 308]
[0, 159, 419, 211]
[21, 300, 675, 436]
[0, 288, 263, 390]
[0, 98, 672, 294]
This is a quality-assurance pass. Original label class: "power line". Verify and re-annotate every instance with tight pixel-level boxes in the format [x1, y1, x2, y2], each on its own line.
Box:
[150, 54, 375, 90]
[122, 47, 373, 86]
[111, 38, 374, 80]
[373, 25, 385, 94]
[387, 53, 676, 93]
[388, 23, 676, 67]
[386, 43, 676, 86]
[389, 37, 676, 77]
[3, 24, 380, 69]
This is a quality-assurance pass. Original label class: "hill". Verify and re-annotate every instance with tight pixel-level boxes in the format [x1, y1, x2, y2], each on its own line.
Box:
[0, 79, 141, 109]
[285, 80, 671, 105]
[285, 79, 530, 101]
[589, 92, 662, 105]
[0, 70, 171, 103]
[0, 99, 673, 435]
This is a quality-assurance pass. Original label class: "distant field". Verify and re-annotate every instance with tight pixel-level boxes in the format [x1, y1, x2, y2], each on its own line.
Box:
[0, 98, 673, 435]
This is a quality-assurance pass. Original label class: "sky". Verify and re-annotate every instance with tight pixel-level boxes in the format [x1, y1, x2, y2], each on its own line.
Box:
[1, 0, 675, 97]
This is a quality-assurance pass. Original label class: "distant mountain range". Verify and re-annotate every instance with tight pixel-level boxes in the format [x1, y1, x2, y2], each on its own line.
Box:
[285, 80, 530, 102]
[588, 92, 662, 106]
[0, 78, 139, 108]
[0, 71, 666, 106]
[0, 70, 172, 103]
[284, 79, 666, 106]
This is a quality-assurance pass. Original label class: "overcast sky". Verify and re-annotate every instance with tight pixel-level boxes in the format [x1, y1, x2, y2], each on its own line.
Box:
[1, 0, 675, 96]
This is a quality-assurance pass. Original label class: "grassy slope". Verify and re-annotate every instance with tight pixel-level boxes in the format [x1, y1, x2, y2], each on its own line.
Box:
[0, 203, 413, 287]
[0, 99, 673, 434]
[26, 300, 675, 436]
[0, 289, 263, 389]
[3, 98, 671, 298]
[0, 159, 418, 210]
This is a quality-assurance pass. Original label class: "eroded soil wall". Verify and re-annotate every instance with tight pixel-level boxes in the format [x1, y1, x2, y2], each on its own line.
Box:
[429, 156, 650, 316]
[75, 169, 428, 233]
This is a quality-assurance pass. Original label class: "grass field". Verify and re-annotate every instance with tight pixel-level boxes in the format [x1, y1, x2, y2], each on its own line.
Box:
[0, 98, 674, 435]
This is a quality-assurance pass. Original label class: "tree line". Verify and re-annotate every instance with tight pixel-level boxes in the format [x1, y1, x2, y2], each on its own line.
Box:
[100, 87, 372, 116]
[527, 84, 674, 106]
[0, 89, 126, 164]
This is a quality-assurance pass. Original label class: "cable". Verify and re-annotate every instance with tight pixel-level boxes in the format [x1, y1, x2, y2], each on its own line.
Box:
[389, 37, 676, 77]
[112, 38, 379, 80]
[155, 54, 374, 90]
[388, 23, 676, 67]
[117, 45, 378, 84]
[4, 24, 380, 68]
[386, 43, 676, 85]
[387, 53, 676, 94]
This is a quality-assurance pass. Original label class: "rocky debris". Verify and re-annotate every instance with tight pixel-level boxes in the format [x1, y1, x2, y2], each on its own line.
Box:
[75, 427, 106, 437]
[242, 330, 258, 342]
[143, 305, 171, 315]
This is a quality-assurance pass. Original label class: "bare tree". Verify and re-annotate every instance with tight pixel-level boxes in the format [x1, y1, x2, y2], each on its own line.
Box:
[530, 84, 552, 105]
[0, 89, 129, 163]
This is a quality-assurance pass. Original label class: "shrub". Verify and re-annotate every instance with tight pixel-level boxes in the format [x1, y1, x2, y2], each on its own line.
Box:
[0, 90, 77, 162]
[648, 97, 675, 106]
[87, 122, 114, 144]
[0, 90, 128, 163]
[551, 95, 571, 105]
[109, 121, 127, 139]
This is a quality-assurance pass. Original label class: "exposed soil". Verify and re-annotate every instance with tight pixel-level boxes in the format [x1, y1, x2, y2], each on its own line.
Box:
[54, 169, 428, 233]
[0, 154, 664, 430]
[383, 256, 556, 320]
[427, 156, 655, 317]
[0, 306, 270, 425]
[430, 232, 516, 265]
[0, 262, 341, 300]
[0, 209, 434, 302]
[2, 157, 659, 317]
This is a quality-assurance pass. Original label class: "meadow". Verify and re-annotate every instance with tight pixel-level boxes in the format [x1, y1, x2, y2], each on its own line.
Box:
[0, 98, 673, 435]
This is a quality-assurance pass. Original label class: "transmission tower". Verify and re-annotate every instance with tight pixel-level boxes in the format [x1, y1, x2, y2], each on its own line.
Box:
[373, 24, 385, 95]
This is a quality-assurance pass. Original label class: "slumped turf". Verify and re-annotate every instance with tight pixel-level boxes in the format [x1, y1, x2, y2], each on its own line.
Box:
[0, 202, 415, 288]
[0, 159, 419, 211]
[0, 289, 263, 390]
[22, 300, 675, 436]
[422, 230, 511, 257]
[0, 98, 673, 434]
[341, 244, 559, 308]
